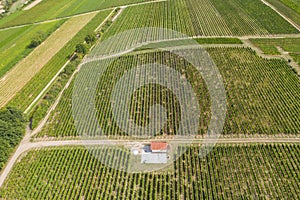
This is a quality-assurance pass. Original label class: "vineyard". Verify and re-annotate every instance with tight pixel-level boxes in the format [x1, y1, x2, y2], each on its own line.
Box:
[0, 0, 299, 198]
[103, 0, 299, 38]
[36, 47, 300, 138]
[7, 10, 112, 111]
[250, 37, 300, 54]
[265, 0, 300, 26]
[0, 144, 299, 199]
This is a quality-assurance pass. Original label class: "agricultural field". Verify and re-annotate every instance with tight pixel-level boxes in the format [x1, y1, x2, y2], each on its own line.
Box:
[0, 0, 153, 28]
[7, 10, 112, 112]
[36, 48, 300, 138]
[250, 37, 300, 54]
[265, 0, 300, 26]
[103, 0, 299, 38]
[0, 0, 300, 199]
[0, 144, 299, 199]
[0, 19, 65, 78]
[250, 37, 300, 66]
[0, 13, 97, 108]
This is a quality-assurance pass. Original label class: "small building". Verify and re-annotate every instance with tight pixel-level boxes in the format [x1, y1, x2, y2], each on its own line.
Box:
[141, 142, 169, 164]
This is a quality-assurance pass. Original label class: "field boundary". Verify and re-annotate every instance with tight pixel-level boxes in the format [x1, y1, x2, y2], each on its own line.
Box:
[261, 0, 300, 32]
[0, 0, 167, 31]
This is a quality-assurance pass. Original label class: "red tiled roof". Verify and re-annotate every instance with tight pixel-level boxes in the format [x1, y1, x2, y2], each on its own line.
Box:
[151, 142, 168, 150]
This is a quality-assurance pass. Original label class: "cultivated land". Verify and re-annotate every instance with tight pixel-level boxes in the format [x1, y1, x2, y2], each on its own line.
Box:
[0, 13, 97, 108]
[0, 20, 65, 78]
[7, 10, 112, 112]
[0, 144, 299, 199]
[103, 0, 299, 38]
[36, 48, 300, 139]
[265, 0, 300, 27]
[0, 0, 157, 28]
[0, 0, 300, 198]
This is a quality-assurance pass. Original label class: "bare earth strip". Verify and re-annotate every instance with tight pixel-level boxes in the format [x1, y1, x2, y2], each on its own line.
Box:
[0, 13, 96, 108]
[23, 0, 43, 10]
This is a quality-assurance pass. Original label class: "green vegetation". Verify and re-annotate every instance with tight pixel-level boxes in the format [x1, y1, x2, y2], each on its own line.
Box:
[29, 58, 80, 130]
[104, 0, 298, 39]
[265, 0, 300, 26]
[7, 10, 112, 112]
[28, 31, 47, 48]
[28, 10, 118, 130]
[250, 37, 300, 54]
[36, 48, 300, 138]
[75, 43, 89, 54]
[0, 0, 151, 28]
[1, 144, 299, 199]
[195, 37, 243, 44]
[0, 107, 26, 170]
[0, 20, 65, 78]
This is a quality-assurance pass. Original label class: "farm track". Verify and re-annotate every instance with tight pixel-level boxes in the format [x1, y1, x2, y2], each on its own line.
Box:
[1, 0, 300, 190]
[261, 0, 300, 32]
[0, 134, 299, 188]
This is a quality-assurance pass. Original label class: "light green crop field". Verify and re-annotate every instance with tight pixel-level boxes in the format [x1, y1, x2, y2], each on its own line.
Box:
[0, 144, 299, 199]
[103, 0, 298, 38]
[0, 20, 65, 78]
[0, 0, 152, 28]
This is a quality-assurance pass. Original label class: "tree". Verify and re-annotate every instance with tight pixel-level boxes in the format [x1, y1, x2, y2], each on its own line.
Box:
[75, 43, 89, 55]
[28, 31, 46, 48]
[85, 34, 96, 44]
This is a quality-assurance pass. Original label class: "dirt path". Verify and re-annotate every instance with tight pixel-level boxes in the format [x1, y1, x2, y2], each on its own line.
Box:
[23, 0, 43, 10]
[0, 136, 299, 188]
[261, 0, 300, 32]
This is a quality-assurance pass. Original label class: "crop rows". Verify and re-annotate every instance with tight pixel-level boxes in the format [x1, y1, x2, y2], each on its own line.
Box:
[36, 48, 300, 138]
[0, 19, 65, 78]
[0, 144, 299, 199]
[104, 0, 298, 39]
[265, 0, 300, 27]
[0, 0, 153, 28]
[0, 13, 97, 109]
[7, 10, 112, 112]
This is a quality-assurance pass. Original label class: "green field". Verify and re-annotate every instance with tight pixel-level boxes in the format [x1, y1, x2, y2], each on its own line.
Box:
[35, 48, 300, 138]
[250, 38, 300, 65]
[265, 0, 300, 26]
[0, 20, 65, 78]
[1, 144, 299, 199]
[7, 10, 112, 112]
[0, 0, 152, 28]
[250, 38, 300, 54]
[103, 0, 298, 38]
